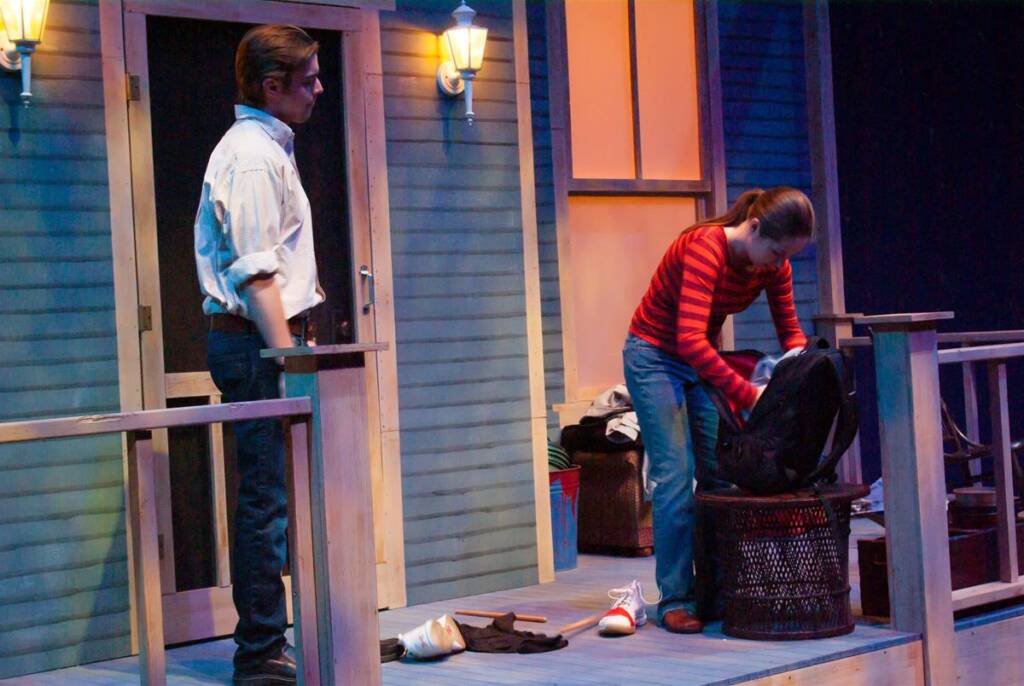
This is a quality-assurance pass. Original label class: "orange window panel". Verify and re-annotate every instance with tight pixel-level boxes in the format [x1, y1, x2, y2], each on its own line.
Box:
[634, 0, 702, 180]
[567, 195, 697, 396]
[565, 0, 636, 179]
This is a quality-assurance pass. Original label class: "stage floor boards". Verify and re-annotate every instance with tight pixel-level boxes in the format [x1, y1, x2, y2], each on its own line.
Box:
[5, 520, 919, 685]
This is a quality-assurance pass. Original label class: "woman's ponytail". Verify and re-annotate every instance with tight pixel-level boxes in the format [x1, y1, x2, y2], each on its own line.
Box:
[681, 188, 763, 235]
[680, 187, 813, 241]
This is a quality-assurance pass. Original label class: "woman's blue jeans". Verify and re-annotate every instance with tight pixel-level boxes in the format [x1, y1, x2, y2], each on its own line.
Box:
[623, 333, 724, 620]
[208, 329, 300, 667]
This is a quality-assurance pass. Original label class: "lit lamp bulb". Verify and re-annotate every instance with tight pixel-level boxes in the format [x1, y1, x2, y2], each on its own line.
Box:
[436, 1, 487, 125]
[0, 0, 52, 106]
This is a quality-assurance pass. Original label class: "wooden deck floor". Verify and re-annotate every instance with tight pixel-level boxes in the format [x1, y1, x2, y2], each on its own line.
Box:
[5, 520, 919, 685]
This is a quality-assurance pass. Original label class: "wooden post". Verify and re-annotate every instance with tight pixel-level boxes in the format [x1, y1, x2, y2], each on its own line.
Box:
[127, 430, 166, 686]
[962, 359, 982, 480]
[286, 417, 321, 686]
[269, 343, 388, 686]
[857, 313, 955, 686]
[988, 361, 1019, 583]
[804, 1, 848, 321]
[513, 0, 555, 584]
[813, 312, 863, 483]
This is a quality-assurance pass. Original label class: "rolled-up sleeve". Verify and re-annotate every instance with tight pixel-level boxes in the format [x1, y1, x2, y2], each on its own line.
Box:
[214, 165, 284, 291]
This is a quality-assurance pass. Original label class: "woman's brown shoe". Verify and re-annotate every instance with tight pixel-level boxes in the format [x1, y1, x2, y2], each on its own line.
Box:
[662, 609, 703, 634]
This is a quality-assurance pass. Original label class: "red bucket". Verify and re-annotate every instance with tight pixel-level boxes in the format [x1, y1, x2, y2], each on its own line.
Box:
[549, 466, 581, 571]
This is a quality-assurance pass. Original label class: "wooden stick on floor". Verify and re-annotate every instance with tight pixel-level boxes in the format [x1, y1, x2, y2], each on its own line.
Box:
[455, 609, 548, 623]
[557, 612, 604, 635]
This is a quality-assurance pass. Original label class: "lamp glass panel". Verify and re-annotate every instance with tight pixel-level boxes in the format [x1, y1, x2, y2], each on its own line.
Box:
[444, 25, 487, 72]
[0, 2, 17, 41]
[438, 31, 453, 64]
[0, 0, 50, 42]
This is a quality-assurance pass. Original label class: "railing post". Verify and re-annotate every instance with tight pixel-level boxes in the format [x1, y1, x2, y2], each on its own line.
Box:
[273, 345, 386, 686]
[857, 312, 956, 686]
[286, 416, 321, 686]
[127, 429, 166, 686]
[813, 312, 863, 483]
[961, 359, 982, 481]
[987, 361, 1019, 583]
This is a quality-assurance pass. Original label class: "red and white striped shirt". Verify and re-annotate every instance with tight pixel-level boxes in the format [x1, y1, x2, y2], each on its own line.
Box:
[629, 225, 807, 410]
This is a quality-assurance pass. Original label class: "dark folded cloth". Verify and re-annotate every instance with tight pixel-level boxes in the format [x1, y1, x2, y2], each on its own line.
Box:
[561, 417, 643, 455]
[380, 637, 405, 663]
[453, 613, 568, 654]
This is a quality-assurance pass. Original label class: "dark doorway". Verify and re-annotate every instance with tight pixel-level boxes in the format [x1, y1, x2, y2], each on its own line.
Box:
[146, 16, 353, 591]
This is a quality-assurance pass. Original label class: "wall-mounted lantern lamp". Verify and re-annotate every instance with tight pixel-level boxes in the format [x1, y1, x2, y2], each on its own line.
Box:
[0, 0, 52, 106]
[436, 1, 487, 125]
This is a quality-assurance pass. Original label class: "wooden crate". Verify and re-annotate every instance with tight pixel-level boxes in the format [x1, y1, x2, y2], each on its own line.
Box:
[858, 523, 1024, 617]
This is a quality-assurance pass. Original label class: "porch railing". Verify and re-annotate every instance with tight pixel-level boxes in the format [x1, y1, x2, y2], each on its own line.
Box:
[0, 399, 327, 686]
[4, 343, 387, 685]
[844, 313, 1024, 686]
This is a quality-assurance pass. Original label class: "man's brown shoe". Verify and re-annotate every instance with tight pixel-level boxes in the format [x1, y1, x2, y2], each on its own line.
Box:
[233, 644, 296, 685]
[662, 608, 703, 634]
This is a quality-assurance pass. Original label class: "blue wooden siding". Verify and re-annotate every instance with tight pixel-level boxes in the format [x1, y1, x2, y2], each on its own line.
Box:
[524, 1, 563, 440]
[0, 0, 129, 679]
[381, 0, 540, 605]
[718, 2, 820, 350]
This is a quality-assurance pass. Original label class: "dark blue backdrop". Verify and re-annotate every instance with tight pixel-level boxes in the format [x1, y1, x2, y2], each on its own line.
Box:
[829, 1, 1024, 483]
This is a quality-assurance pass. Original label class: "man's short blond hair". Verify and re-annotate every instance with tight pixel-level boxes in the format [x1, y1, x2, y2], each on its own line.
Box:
[235, 24, 318, 107]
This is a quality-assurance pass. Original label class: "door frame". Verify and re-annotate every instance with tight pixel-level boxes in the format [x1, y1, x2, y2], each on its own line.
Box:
[100, 0, 405, 649]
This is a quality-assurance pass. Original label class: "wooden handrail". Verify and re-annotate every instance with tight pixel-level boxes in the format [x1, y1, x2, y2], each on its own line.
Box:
[0, 397, 312, 444]
[937, 342, 1024, 365]
[262, 342, 389, 358]
[0, 396, 317, 686]
[939, 330, 1024, 344]
[838, 330, 1024, 350]
[837, 336, 871, 347]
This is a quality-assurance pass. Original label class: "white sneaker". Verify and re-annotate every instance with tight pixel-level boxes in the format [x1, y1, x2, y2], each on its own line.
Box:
[598, 579, 649, 635]
[399, 614, 465, 659]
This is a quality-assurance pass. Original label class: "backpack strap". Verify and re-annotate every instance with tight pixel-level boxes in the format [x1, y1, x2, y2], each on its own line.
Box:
[802, 345, 858, 486]
[702, 381, 744, 434]
[812, 484, 846, 576]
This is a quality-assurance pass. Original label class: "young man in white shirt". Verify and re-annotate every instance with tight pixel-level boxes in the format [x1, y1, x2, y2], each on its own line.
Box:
[194, 24, 324, 685]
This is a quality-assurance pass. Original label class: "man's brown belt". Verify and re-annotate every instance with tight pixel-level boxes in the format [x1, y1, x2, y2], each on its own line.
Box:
[209, 313, 308, 338]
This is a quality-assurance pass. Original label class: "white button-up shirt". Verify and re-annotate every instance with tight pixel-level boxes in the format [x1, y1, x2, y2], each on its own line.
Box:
[194, 105, 324, 320]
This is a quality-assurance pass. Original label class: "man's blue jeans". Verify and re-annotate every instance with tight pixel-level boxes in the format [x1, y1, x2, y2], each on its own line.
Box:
[207, 329, 298, 667]
[623, 333, 724, 620]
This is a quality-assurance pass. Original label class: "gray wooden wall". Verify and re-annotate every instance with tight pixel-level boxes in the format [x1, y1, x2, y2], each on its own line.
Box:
[719, 2, 820, 349]
[380, 0, 540, 605]
[0, 0, 130, 679]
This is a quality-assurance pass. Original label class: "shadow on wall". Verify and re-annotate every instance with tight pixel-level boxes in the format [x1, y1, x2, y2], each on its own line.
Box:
[2, 76, 21, 143]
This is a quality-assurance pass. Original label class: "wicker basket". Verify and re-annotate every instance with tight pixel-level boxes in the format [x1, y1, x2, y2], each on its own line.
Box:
[697, 484, 869, 640]
[571, 450, 653, 556]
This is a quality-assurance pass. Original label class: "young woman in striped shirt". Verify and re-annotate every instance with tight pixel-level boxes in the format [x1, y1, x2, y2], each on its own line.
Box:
[623, 187, 814, 633]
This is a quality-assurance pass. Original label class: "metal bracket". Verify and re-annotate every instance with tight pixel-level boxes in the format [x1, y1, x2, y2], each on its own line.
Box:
[359, 265, 375, 314]
[139, 304, 153, 332]
[126, 74, 141, 101]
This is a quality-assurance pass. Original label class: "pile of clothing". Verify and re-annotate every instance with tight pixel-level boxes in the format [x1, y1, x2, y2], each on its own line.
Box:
[560, 385, 642, 454]
[396, 612, 567, 661]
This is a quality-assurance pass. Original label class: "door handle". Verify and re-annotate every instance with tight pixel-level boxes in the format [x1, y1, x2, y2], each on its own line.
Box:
[359, 265, 374, 313]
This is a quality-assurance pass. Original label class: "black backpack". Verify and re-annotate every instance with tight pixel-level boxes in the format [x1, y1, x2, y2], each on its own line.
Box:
[704, 337, 858, 495]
